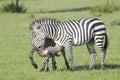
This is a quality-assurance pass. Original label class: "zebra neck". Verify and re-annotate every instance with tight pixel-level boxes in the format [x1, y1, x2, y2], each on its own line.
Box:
[43, 24, 61, 40]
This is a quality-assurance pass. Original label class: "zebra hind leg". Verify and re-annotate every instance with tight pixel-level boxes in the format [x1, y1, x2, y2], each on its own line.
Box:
[86, 42, 97, 69]
[95, 35, 107, 70]
[100, 48, 106, 69]
[95, 46, 106, 69]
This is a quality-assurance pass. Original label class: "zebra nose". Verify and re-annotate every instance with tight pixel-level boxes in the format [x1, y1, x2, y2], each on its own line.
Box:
[40, 50, 50, 58]
[39, 53, 50, 58]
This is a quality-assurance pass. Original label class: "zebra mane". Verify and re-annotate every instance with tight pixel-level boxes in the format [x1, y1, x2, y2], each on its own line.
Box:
[29, 18, 61, 30]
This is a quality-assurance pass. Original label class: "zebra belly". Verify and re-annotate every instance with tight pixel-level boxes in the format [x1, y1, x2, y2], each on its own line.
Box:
[72, 33, 93, 46]
[73, 38, 90, 46]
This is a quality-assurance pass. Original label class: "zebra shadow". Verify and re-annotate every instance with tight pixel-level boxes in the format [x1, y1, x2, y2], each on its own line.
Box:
[59, 64, 120, 71]
[39, 7, 90, 13]
[75, 64, 120, 70]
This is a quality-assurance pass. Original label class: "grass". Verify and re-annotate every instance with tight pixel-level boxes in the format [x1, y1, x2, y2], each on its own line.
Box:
[90, 4, 120, 13]
[0, 0, 120, 80]
[110, 19, 120, 26]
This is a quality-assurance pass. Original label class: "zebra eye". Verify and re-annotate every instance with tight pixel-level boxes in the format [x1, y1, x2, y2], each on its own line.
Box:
[33, 35, 36, 37]
[37, 26, 40, 29]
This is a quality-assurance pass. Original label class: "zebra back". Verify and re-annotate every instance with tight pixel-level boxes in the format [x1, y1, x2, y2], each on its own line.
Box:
[29, 18, 61, 30]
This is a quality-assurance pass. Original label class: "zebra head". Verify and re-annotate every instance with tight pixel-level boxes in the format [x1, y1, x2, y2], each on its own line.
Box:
[30, 18, 62, 57]
[31, 31, 50, 58]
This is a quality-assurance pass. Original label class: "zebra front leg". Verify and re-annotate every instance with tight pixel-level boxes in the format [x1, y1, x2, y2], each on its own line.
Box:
[29, 47, 38, 69]
[61, 48, 70, 69]
[46, 52, 57, 71]
[66, 46, 74, 71]
[46, 44, 63, 70]
[51, 55, 57, 70]
[40, 57, 49, 72]
[40, 58, 46, 72]
[45, 57, 49, 72]
[86, 43, 96, 69]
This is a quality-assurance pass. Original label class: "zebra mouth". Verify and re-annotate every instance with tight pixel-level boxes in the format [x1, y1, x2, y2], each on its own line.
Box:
[39, 50, 50, 58]
[39, 54, 50, 58]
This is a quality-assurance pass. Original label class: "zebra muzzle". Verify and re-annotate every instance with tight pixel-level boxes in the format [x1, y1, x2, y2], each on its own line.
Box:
[39, 50, 51, 58]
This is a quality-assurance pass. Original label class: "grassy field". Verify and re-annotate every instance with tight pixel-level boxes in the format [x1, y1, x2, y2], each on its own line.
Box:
[0, 0, 120, 80]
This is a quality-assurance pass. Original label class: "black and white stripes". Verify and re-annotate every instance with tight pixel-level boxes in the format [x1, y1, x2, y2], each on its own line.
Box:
[30, 17, 109, 70]
[60, 18, 106, 46]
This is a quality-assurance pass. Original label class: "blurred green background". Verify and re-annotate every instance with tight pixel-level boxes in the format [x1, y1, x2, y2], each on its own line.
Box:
[0, 0, 120, 80]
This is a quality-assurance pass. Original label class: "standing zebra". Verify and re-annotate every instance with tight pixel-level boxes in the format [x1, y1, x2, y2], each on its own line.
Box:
[30, 17, 109, 71]
[29, 20, 70, 71]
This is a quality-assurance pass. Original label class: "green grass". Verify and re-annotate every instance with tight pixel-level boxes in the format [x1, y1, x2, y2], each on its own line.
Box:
[90, 4, 120, 13]
[0, 0, 120, 80]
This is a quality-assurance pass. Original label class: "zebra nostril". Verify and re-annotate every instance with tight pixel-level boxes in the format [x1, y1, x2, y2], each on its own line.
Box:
[38, 46, 41, 48]
[37, 26, 40, 29]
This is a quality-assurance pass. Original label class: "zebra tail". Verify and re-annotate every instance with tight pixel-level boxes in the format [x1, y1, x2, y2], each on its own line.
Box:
[104, 34, 109, 51]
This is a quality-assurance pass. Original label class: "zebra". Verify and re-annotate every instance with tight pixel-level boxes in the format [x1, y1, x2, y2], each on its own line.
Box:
[29, 17, 109, 71]
[29, 21, 70, 72]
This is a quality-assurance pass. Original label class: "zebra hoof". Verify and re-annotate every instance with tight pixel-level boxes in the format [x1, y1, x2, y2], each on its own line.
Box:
[69, 68, 74, 71]
[67, 66, 70, 70]
[53, 65, 57, 70]
[32, 63, 38, 69]
[88, 67, 93, 70]
[89, 65, 94, 70]
[45, 67, 49, 72]
[101, 65, 105, 70]
[40, 68, 45, 72]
